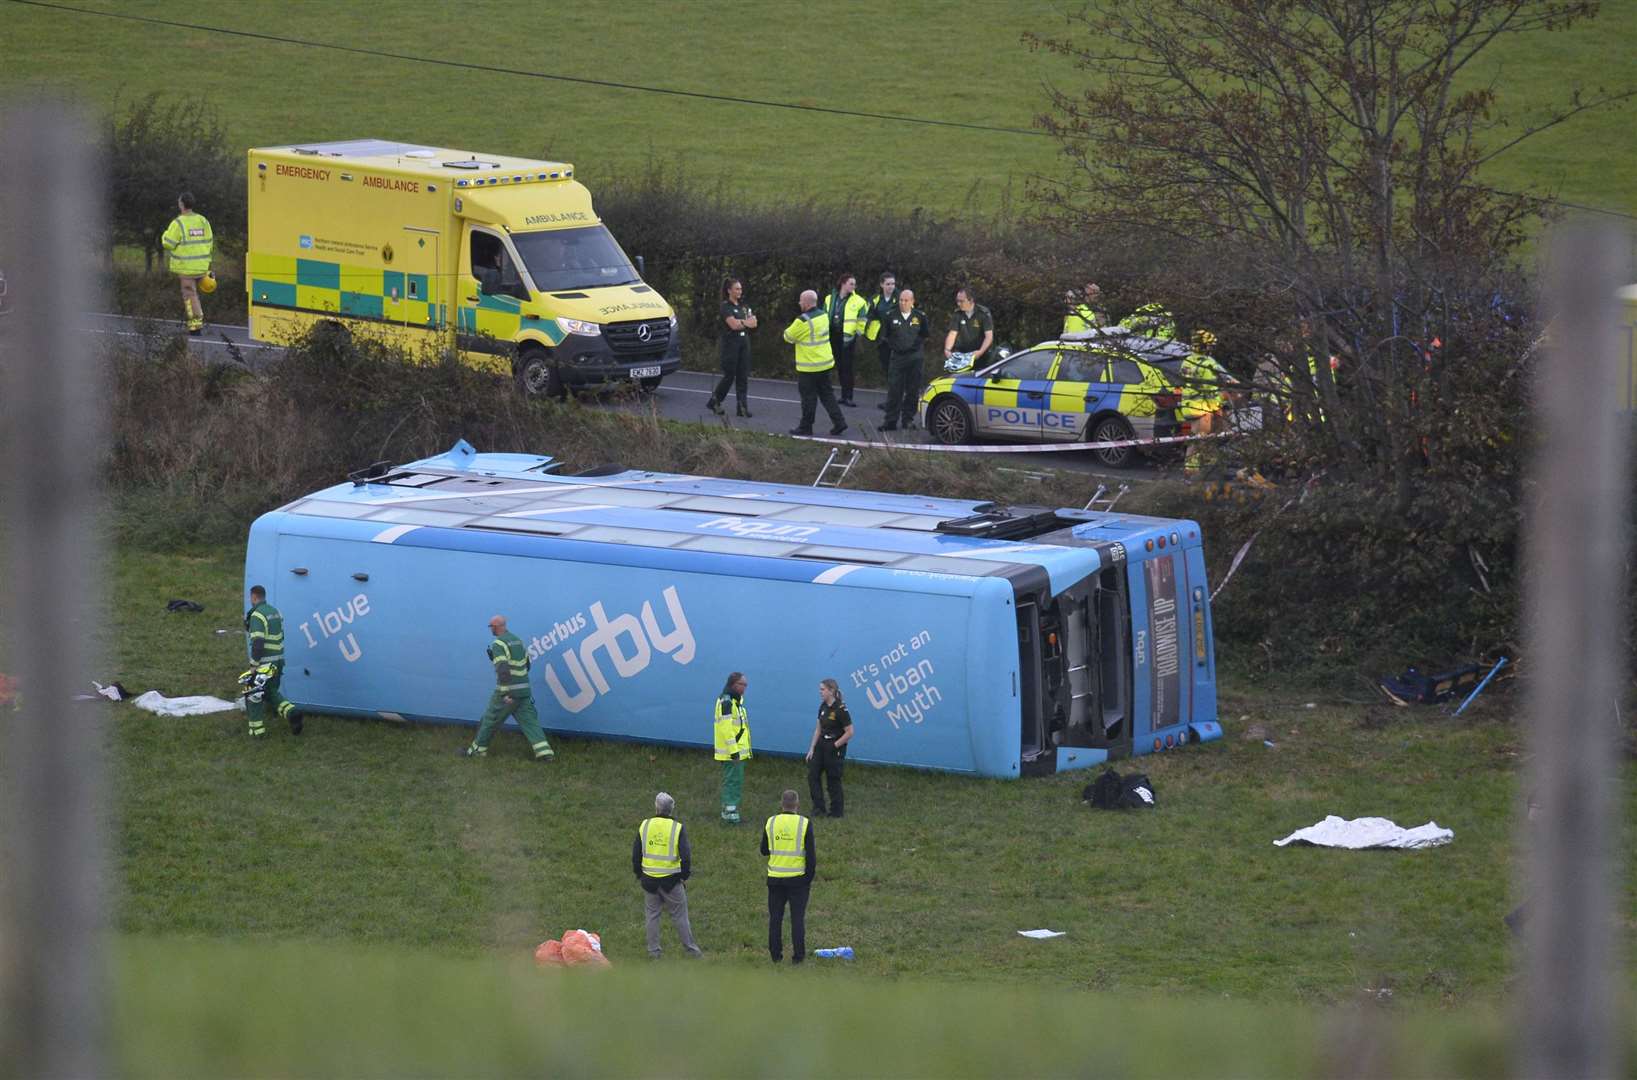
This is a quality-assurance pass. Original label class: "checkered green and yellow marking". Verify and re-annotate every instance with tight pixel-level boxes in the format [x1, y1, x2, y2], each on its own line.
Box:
[248, 252, 446, 328]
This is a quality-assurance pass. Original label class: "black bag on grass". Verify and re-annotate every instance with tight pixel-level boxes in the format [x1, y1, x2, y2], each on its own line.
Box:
[1083, 768, 1156, 810]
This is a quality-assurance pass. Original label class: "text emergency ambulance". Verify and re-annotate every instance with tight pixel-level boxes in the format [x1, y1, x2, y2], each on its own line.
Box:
[246, 139, 680, 394]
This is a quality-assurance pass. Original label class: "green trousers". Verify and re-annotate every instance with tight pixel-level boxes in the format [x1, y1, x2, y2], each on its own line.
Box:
[720, 758, 745, 820]
[471, 689, 552, 758]
[247, 664, 297, 737]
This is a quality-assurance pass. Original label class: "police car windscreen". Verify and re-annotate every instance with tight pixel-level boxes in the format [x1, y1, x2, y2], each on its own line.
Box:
[512, 225, 639, 292]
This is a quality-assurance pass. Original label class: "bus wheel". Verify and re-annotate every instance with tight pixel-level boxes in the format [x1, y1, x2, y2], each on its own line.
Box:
[929, 397, 973, 445]
[1089, 415, 1137, 468]
[516, 346, 564, 400]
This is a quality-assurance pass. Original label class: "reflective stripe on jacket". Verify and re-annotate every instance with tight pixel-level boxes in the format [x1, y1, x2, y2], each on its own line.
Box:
[823, 291, 870, 342]
[783, 309, 833, 372]
[489, 632, 531, 692]
[765, 813, 809, 877]
[713, 694, 752, 761]
[163, 213, 214, 276]
[638, 817, 682, 877]
[245, 602, 285, 665]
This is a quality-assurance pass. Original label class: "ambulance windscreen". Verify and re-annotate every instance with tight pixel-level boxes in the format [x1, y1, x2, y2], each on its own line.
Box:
[512, 225, 639, 292]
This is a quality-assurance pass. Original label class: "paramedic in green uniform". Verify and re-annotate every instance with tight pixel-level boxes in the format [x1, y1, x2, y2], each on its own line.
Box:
[243, 584, 300, 737]
[459, 614, 555, 761]
[712, 671, 752, 823]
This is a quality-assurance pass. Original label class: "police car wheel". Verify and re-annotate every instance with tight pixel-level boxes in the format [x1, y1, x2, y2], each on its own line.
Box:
[1089, 415, 1137, 469]
[928, 397, 973, 445]
[639, 376, 663, 392]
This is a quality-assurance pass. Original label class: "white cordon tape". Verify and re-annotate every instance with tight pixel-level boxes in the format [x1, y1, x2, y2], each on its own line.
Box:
[792, 430, 1237, 454]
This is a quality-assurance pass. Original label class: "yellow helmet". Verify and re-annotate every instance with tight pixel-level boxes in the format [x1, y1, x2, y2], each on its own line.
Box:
[1192, 328, 1217, 349]
[199, 271, 217, 294]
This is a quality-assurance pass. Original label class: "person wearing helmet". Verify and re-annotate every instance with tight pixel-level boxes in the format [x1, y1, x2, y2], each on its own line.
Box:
[161, 192, 213, 335]
[1119, 302, 1176, 341]
[943, 286, 994, 374]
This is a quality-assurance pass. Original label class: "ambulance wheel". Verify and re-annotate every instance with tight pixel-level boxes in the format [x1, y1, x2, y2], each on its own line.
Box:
[928, 396, 973, 445]
[517, 346, 566, 400]
[1089, 415, 1137, 469]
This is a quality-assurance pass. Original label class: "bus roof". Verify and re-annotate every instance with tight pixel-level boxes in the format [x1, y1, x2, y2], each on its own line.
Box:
[268, 443, 1197, 593]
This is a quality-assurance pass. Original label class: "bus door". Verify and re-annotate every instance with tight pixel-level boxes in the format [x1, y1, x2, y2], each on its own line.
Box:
[1016, 598, 1045, 764]
[1130, 549, 1187, 746]
[976, 347, 1055, 439]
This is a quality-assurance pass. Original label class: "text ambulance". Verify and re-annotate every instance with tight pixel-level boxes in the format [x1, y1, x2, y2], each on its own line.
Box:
[246, 139, 679, 393]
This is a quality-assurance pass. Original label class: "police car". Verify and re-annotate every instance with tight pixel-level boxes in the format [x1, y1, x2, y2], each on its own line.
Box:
[917, 330, 1189, 468]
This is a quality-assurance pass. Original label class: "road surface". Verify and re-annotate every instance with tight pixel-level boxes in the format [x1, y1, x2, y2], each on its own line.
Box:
[83, 313, 1167, 483]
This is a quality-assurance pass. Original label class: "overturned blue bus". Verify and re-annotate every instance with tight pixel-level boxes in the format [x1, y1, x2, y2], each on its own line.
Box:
[244, 440, 1221, 777]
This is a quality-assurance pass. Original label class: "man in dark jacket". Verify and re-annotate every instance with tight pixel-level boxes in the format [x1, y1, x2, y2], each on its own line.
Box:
[633, 791, 703, 958]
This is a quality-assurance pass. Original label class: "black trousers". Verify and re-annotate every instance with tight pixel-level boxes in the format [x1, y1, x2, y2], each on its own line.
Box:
[767, 877, 811, 962]
[882, 350, 923, 424]
[831, 336, 856, 400]
[712, 338, 751, 406]
[796, 370, 844, 431]
[877, 340, 892, 381]
[808, 739, 846, 815]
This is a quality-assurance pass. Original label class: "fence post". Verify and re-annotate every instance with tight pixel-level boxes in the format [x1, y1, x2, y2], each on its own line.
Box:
[1519, 221, 1631, 1078]
[0, 102, 109, 1080]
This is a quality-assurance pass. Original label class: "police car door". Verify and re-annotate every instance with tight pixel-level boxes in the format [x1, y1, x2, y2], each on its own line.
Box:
[1044, 346, 1103, 442]
[975, 347, 1056, 440]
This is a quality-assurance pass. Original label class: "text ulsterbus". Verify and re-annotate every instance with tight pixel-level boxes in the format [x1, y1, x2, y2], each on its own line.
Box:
[244, 441, 1221, 777]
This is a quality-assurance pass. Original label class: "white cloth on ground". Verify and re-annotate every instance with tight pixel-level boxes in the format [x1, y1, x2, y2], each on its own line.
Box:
[130, 690, 243, 716]
[1017, 929, 1067, 939]
[1274, 815, 1453, 849]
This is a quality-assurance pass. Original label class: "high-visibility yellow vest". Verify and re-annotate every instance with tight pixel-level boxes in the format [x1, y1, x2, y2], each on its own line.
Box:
[638, 817, 682, 878]
[1062, 304, 1101, 335]
[712, 694, 752, 761]
[864, 292, 895, 341]
[489, 632, 531, 692]
[765, 813, 809, 877]
[162, 212, 214, 276]
[1179, 352, 1224, 418]
[783, 310, 833, 373]
[823, 291, 870, 342]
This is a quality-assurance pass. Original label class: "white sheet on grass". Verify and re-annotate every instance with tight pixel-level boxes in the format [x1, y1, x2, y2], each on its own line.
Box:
[1274, 815, 1452, 849]
[1017, 929, 1067, 939]
[130, 691, 242, 717]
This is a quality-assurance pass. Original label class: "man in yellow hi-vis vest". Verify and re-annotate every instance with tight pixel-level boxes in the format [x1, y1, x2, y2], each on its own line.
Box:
[783, 289, 847, 438]
[760, 789, 817, 964]
[633, 791, 703, 959]
[161, 192, 214, 335]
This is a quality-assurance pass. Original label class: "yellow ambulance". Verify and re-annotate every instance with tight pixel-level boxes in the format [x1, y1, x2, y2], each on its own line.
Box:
[246, 138, 679, 394]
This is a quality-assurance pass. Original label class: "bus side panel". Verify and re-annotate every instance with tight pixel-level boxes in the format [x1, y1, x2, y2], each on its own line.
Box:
[256, 533, 1000, 775]
[1183, 545, 1218, 726]
[963, 578, 1025, 779]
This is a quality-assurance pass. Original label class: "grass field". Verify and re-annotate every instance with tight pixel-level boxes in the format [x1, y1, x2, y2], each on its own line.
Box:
[102, 545, 1637, 1003]
[4, 0, 1634, 215]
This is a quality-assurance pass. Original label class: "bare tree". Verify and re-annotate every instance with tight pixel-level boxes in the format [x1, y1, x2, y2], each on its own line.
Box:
[1026, 0, 1630, 502]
